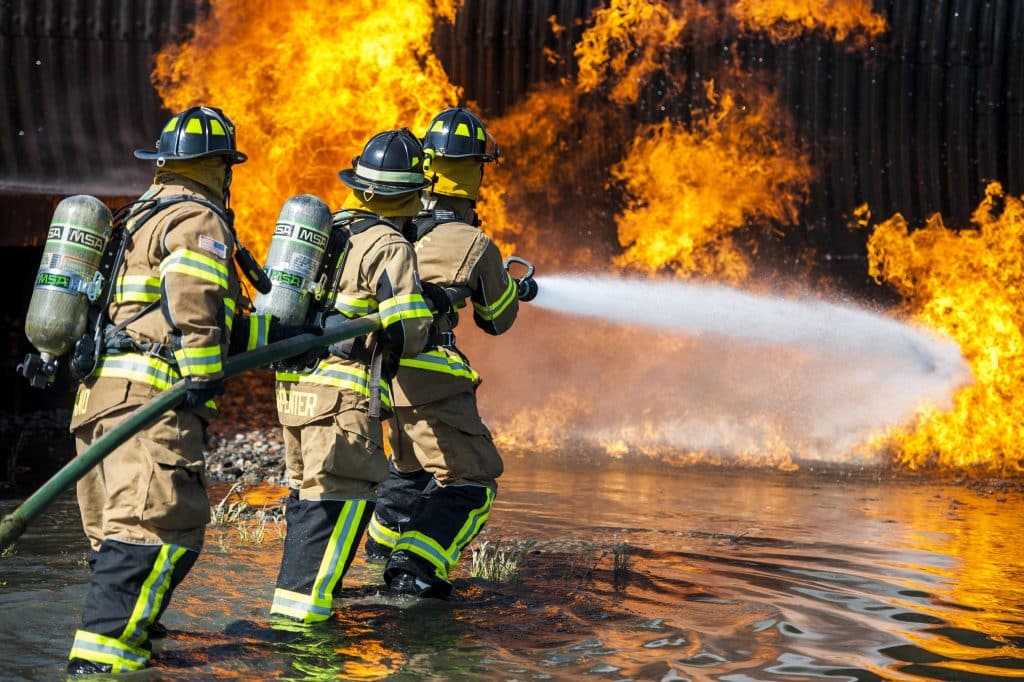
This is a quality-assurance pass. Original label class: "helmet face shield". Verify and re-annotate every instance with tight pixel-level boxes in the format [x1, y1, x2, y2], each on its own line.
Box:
[338, 128, 432, 197]
[135, 106, 247, 165]
[422, 107, 497, 162]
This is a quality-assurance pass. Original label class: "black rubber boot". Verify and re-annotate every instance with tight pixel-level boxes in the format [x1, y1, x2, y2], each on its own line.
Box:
[67, 658, 113, 675]
[384, 551, 453, 599]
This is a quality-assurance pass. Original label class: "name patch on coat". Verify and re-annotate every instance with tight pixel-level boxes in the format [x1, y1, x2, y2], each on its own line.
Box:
[198, 235, 228, 259]
[276, 388, 318, 418]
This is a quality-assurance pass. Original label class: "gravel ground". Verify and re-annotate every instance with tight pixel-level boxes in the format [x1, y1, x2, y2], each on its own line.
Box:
[205, 371, 285, 485]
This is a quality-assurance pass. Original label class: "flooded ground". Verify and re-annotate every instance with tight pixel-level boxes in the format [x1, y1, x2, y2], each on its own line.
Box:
[1, 458, 1023, 681]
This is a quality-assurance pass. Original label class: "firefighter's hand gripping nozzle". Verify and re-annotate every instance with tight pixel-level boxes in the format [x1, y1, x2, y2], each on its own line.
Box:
[19, 195, 114, 389]
[504, 255, 538, 302]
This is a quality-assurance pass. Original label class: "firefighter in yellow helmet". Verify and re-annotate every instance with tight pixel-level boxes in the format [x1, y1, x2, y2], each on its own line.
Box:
[270, 129, 433, 623]
[365, 107, 531, 598]
[67, 106, 286, 674]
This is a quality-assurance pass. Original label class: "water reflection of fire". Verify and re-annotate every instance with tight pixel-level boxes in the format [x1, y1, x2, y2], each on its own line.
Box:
[154, 2, 1020, 472]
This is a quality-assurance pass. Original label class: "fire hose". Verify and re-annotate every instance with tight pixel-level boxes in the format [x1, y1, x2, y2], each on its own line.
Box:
[0, 269, 536, 550]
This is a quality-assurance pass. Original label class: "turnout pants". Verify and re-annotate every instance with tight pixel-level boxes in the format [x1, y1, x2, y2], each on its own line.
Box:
[271, 409, 385, 622]
[70, 405, 209, 670]
[369, 393, 502, 596]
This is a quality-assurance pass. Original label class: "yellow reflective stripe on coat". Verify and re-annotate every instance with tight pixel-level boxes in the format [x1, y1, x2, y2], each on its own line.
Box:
[247, 313, 272, 350]
[392, 488, 493, 580]
[399, 349, 479, 382]
[173, 345, 223, 377]
[378, 293, 432, 327]
[69, 630, 150, 672]
[224, 297, 236, 334]
[160, 248, 229, 289]
[473, 276, 517, 321]
[276, 361, 392, 408]
[113, 275, 161, 304]
[96, 353, 180, 391]
[334, 294, 378, 318]
[122, 545, 188, 646]
[269, 588, 333, 623]
[367, 515, 399, 550]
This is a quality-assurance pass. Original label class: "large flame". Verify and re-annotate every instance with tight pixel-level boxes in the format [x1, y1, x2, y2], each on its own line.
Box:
[610, 79, 812, 282]
[863, 183, 1024, 472]
[153, 0, 462, 260]
[729, 0, 888, 45]
[574, 0, 709, 105]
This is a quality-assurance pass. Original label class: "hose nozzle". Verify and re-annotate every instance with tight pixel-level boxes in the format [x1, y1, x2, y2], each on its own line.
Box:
[503, 255, 538, 302]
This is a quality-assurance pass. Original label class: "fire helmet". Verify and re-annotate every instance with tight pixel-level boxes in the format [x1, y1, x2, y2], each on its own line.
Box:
[134, 106, 247, 165]
[338, 129, 433, 197]
[422, 107, 499, 162]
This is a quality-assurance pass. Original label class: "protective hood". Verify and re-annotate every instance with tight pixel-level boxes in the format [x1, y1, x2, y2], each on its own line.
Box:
[428, 157, 483, 200]
[154, 157, 227, 201]
[342, 188, 423, 218]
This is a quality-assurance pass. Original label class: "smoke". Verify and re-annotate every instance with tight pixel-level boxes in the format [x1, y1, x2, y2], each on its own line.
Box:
[463, 274, 972, 468]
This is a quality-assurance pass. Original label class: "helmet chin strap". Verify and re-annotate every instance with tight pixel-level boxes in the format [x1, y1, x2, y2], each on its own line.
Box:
[223, 164, 233, 208]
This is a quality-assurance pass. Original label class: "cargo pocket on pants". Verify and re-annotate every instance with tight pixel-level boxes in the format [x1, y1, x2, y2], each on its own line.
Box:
[139, 415, 210, 532]
[327, 409, 388, 487]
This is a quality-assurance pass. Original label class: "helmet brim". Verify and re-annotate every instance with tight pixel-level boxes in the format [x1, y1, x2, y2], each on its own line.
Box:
[337, 169, 431, 197]
[134, 149, 248, 164]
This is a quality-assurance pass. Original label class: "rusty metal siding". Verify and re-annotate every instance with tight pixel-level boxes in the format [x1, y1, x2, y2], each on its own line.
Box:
[1, 1, 1022, 253]
[0, 0, 199, 198]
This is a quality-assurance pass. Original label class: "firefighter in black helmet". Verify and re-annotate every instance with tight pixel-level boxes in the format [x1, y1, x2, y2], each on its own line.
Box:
[365, 107, 528, 599]
[269, 129, 432, 623]
[67, 106, 283, 674]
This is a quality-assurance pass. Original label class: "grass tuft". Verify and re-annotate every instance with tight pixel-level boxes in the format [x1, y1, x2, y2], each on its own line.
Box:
[471, 538, 537, 584]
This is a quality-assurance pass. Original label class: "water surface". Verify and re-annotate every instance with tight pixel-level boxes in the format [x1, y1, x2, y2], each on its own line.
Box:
[1, 460, 1022, 680]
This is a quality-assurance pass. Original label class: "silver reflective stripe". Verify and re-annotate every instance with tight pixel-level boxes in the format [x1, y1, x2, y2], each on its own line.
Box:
[355, 163, 424, 185]
[272, 593, 332, 616]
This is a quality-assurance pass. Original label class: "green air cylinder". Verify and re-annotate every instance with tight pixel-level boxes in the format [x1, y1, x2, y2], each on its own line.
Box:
[25, 195, 113, 363]
[254, 194, 333, 326]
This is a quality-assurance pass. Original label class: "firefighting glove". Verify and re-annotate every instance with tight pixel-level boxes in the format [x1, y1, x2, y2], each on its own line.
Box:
[269, 318, 324, 342]
[421, 282, 455, 318]
[184, 377, 225, 409]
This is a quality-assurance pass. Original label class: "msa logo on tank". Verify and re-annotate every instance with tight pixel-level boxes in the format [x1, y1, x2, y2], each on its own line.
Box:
[47, 224, 107, 253]
[268, 269, 304, 289]
[274, 222, 329, 250]
[36, 271, 73, 290]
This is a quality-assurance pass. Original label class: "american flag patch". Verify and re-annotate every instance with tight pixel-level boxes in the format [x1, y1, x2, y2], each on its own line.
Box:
[198, 235, 228, 259]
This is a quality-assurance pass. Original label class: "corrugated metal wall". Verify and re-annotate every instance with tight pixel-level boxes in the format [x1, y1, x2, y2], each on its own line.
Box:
[0, 0, 199, 197]
[2, 0, 1022, 251]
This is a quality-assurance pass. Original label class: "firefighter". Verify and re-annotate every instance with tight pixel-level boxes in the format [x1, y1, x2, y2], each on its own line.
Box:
[270, 129, 433, 623]
[365, 107, 524, 599]
[66, 106, 285, 675]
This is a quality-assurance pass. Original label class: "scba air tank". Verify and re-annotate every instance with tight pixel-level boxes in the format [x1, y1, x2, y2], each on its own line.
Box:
[254, 194, 333, 326]
[25, 195, 113, 363]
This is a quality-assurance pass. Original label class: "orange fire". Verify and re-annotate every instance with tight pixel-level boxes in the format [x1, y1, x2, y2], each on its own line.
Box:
[862, 183, 1024, 472]
[729, 0, 888, 46]
[574, 0, 710, 105]
[153, 0, 462, 260]
[610, 78, 812, 282]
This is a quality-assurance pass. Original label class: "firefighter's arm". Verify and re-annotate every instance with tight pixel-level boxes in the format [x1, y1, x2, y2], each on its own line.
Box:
[364, 236, 432, 357]
[227, 309, 273, 355]
[160, 209, 233, 382]
[470, 236, 519, 336]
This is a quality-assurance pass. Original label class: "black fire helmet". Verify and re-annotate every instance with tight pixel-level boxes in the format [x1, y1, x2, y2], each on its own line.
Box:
[422, 107, 499, 162]
[338, 128, 433, 197]
[134, 106, 247, 165]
